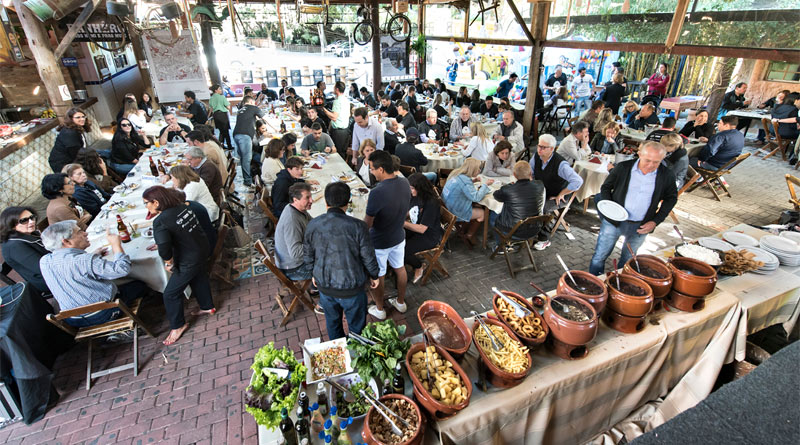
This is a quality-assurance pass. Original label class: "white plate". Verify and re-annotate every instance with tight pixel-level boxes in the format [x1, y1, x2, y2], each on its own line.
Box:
[761, 235, 800, 254]
[733, 246, 778, 267]
[721, 231, 759, 247]
[697, 237, 734, 252]
[302, 337, 353, 385]
[597, 200, 629, 222]
[779, 231, 800, 244]
[141, 228, 154, 238]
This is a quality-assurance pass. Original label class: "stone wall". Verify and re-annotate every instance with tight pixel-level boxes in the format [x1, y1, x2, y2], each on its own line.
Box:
[747, 60, 799, 107]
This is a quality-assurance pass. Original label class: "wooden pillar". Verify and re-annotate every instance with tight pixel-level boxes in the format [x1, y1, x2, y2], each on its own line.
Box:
[52, 25, 85, 91]
[276, 0, 285, 46]
[522, 2, 550, 138]
[371, 0, 381, 94]
[417, 2, 426, 79]
[12, 0, 72, 119]
[199, 0, 221, 86]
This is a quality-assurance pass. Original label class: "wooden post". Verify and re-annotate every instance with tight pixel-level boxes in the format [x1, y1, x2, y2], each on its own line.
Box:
[507, 0, 535, 45]
[276, 0, 285, 46]
[371, 0, 381, 94]
[522, 1, 550, 139]
[463, 1, 469, 40]
[665, 0, 691, 51]
[199, 0, 221, 86]
[12, 0, 71, 119]
[417, 1, 425, 79]
[53, 0, 100, 59]
[52, 22, 85, 91]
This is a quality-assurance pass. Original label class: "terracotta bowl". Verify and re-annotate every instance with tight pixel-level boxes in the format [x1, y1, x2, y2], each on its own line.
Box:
[605, 272, 654, 318]
[602, 307, 647, 334]
[557, 271, 608, 313]
[665, 289, 706, 312]
[491, 290, 549, 349]
[623, 255, 673, 299]
[668, 257, 718, 297]
[543, 295, 598, 347]
[362, 394, 426, 445]
[417, 300, 472, 361]
[404, 343, 472, 420]
[471, 318, 532, 388]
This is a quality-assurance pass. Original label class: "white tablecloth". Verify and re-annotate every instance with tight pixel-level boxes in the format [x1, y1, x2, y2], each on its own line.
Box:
[574, 160, 610, 202]
[141, 115, 193, 139]
[302, 153, 369, 220]
[415, 143, 466, 173]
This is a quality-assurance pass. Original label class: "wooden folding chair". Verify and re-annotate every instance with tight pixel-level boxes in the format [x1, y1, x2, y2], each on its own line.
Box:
[398, 164, 417, 177]
[686, 152, 751, 201]
[762, 120, 794, 161]
[437, 168, 453, 192]
[208, 213, 234, 288]
[253, 240, 315, 326]
[224, 159, 240, 198]
[47, 299, 155, 390]
[258, 189, 279, 236]
[754, 117, 778, 157]
[786, 174, 800, 211]
[414, 205, 458, 286]
[253, 174, 264, 199]
[549, 193, 577, 238]
[489, 215, 553, 278]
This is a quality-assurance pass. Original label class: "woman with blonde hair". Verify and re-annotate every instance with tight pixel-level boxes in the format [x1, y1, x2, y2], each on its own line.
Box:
[125, 98, 146, 130]
[593, 108, 617, 134]
[442, 158, 494, 247]
[660, 132, 689, 188]
[462, 121, 494, 161]
[590, 122, 624, 155]
[356, 138, 378, 187]
[623, 100, 639, 125]
[168, 165, 219, 221]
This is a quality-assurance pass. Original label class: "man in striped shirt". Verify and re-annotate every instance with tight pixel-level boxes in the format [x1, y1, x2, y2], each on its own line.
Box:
[39, 221, 149, 327]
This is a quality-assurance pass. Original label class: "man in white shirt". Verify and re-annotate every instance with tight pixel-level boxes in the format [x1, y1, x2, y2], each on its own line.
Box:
[557, 121, 591, 165]
[493, 110, 524, 156]
[351, 107, 385, 165]
[450, 106, 476, 142]
[571, 66, 595, 117]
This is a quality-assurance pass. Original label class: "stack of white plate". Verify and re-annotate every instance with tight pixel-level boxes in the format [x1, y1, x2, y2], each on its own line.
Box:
[697, 237, 735, 252]
[778, 231, 800, 244]
[733, 246, 779, 274]
[759, 235, 800, 266]
[722, 231, 759, 247]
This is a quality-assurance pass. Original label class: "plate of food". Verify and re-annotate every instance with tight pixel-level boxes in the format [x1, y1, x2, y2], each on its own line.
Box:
[302, 337, 352, 384]
[107, 200, 136, 212]
[311, 184, 322, 194]
[351, 187, 369, 196]
[446, 151, 460, 156]
[302, 171, 312, 179]
[338, 173, 357, 183]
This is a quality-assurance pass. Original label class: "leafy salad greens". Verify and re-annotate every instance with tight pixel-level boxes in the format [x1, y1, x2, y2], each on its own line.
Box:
[347, 320, 410, 385]
[245, 342, 307, 430]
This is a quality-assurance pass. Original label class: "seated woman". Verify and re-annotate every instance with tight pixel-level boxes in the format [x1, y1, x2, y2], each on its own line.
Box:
[661, 133, 689, 189]
[49, 107, 91, 173]
[456, 86, 471, 108]
[771, 94, 800, 141]
[42, 173, 92, 229]
[77, 148, 119, 193]
[590, 122, 624, 155]
[404, 173, 444, 284]
[0, 207, 50, 295]
[432, 93, 450, 121]
[546, 86, 569, 119]
[62, 163, 110, 217]
[168, 165, 220, 222]
[469, 89, 482, 114]
[124, 98, 147, 131]
[356, 139, 378, 187]
[482, 141, 514, 177]
[138, 92, 156, 118]
[261, 138, 286, 188]
[622, 101, 640, 126]
[143, 186, 216, 345]
[592, 108, 617, 135]
[679, 109, 714, 142]
[462, 121, 494, 161]
[110, 117, 149, 175]
[441, 158, 494, 247]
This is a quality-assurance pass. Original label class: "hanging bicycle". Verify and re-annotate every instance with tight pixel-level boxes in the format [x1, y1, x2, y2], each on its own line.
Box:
[353, 4, 413, 45]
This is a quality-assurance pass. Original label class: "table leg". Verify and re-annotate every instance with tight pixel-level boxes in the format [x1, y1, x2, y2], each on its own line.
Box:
[583, 198, 589, 214]
[482, 206, 489, 250]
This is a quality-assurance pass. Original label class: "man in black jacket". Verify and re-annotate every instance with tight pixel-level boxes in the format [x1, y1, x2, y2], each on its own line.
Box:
[272, 157, 315, 217]
[589, 142, 677, 275]
[629, 103, 661, 130]
[721, 82, 752, 131]
[303, 181, 379, 339]
[383, 118, 401, 155]
[491, 161, 546, 249]
[394, 128, 435, 181]
[397, 101, 416, 131]
[360, 87, 378, 109]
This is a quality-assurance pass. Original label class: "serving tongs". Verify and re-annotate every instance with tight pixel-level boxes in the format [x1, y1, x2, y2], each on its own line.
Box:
[491, 287, 531, 318]
[421, 329, 437, 390]
[327, 378, 408, 436]
[470, 310, 504, 351]
[347, 332, 385, 358]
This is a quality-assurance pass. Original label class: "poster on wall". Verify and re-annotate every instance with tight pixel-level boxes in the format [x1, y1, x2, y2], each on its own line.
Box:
[142, 29, 210, 103]
[380, 35, 411, 82]
[0, 6, 25, 65]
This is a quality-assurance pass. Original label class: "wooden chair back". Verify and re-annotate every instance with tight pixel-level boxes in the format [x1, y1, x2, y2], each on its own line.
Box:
[490, 214, 553, 278]
[762, 119, 793, 161]
[786, 174, 800, 211]
[253, 240, 315, 326]
[258, 189, 279, 235]
[689, 152, 751, 201]
[207, 213, 229, 270]
[398, 164, 417, 177]
[413, 204, 458, 286]
[437, 168, 453, 191]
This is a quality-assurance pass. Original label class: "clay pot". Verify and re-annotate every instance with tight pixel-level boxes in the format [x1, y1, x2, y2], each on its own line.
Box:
[602, 307, 647, 334]
[362, 394, 426, 445]
[665, 289, 706, 312]
[491, 290, 549, 349]
[404, 343, 472, 420]
[668, 257, 718, 297]
[543, 295, 598, 347]
[471, 318, 532, 388]
[605, 272, 654, 318]
[622, 255, 673, 298]
[557, 270, 608, 313]
[417, 300, 472, 361]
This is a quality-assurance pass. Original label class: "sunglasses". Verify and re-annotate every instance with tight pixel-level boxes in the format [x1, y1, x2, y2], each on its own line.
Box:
[120, 123, 132, 127]
[18, 215, 36, 224]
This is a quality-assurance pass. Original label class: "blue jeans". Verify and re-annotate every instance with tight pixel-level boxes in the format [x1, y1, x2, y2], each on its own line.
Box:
[422, 172, 437, 182]
[110, 162, 135, 176]
[281, 263, 313, 281]
[233, 133, 253, 185]
[574, 96, 592, 116]
[589, 219, 648, 275]
[65, 280, 148, 327]
[319, 289, 368, 340]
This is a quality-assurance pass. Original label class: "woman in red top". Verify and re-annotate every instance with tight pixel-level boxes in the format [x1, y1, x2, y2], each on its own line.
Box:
[647, 63, 670, 98]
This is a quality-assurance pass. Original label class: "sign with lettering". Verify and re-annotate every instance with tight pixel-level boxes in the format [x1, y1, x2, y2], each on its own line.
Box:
[290, 70, 302, 86]
[266, 70, 278, 87]
[69, 21, 128, 42]
[61, 57, 78, 67]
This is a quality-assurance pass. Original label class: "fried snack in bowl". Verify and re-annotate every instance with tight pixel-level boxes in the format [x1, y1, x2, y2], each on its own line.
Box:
[492, 291, 548, 348]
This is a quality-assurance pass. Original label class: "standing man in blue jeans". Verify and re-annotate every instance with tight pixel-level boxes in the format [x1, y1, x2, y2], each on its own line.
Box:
[232, 95, 265, 187]
[303, 182, 379, 339]
[571, 67, 595, 117]
[589, 142, 677, 275]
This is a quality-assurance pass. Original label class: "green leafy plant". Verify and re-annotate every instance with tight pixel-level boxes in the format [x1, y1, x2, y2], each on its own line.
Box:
[244, 342, 307, 430]
[347, 320, 410, 385]
[410, 34, 428, 61]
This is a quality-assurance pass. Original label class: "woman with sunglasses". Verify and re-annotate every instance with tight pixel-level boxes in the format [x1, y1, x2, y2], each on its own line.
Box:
[111, 117, 149, 175]
[49, 107, 92, 173]
[42, 173, 92, 229]
[0, 207, 51, 295]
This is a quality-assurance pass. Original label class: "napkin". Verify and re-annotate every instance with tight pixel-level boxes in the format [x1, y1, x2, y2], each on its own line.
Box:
[311, 163, 322, 169]
[589, 157, 602, 164]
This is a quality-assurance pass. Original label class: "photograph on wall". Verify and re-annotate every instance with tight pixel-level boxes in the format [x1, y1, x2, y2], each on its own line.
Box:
[380, 35, 411, 81]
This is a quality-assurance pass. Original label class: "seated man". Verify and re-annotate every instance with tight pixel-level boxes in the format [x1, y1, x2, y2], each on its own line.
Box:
[300, 123, 335, 155]
[589, 142, 677, 275]
[645, 116, 680, 142]
[39, 221, 149, 327]
[557, 121, 591, 165]
[479, 96, 499, 119]
[720, 82, 751, 131]
[396, 101, 416, 131]
[379, 95, 398, 118]
[450, 106, 477, 142]
[360, 87, 378, 109]
[184, 146, 222, 204]
[494, 110, 525, 156]
[383, 118, 400, 155]
[177, 90, 208, 127]
[531, 134, 584, 251]
[275, 183, 313, 282]
[300, 106, 327, 134]
[395, 128, 436, 182]
[390, 83, 405, 102]
[417, 109, 445, 144]
[491, 160, 546, 249]
[272, 156, 309, 217]
[578, 100, 605, 130]
[690, 115, 744, 170]
[629, 103, 661, 131]
[185, 130, 228, 186]
[158, 112, 191, 146]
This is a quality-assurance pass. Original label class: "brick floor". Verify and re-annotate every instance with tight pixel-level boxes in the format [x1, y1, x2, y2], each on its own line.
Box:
[1, 138, 793, 443]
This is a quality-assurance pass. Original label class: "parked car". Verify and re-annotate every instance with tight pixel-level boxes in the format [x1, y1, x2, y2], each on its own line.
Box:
[326, 40, 351, 57]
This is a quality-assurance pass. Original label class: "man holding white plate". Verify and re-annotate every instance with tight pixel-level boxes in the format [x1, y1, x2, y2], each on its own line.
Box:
[589, 141, 678, 275]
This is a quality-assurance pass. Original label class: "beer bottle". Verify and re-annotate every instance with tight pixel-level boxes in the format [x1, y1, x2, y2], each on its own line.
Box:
[116, 215, 131, 243]
[148, 157, 159, 176]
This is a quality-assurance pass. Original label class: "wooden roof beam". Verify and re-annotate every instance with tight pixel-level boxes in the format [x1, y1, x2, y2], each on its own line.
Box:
[665, 0, 691, 51]
[53, 0, 102, 60]
[507, 0, 535, 45]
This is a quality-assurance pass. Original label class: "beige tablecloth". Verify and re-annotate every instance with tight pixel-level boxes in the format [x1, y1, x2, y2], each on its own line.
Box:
[574, 160, 610, 202]
[416, 143, 466, 173]
[302, 153, 369, 219]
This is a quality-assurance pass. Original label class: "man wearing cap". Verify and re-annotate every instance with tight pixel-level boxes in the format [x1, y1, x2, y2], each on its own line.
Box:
[571, 67, 595, 117]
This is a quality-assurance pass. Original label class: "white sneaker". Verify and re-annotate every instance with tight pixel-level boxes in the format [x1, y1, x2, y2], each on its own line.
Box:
[533, 240, 551, 251]
[368, 305, 387, 320]
[389, 298, 407, 313]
